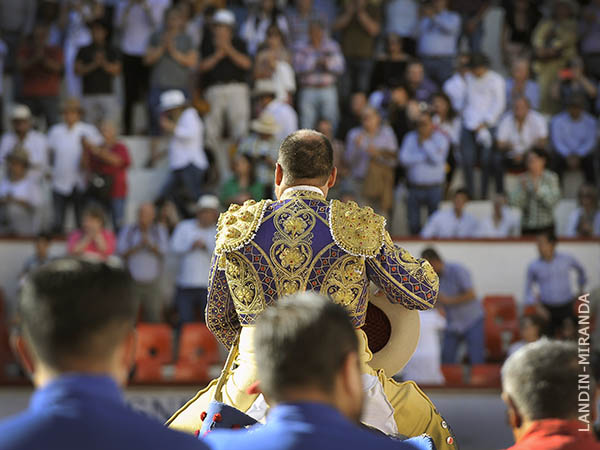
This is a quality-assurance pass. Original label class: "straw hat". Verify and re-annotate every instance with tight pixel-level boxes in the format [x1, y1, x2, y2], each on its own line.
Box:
[250, 113, 280, 135]
[212, 9, 236, 27]
[160, 90, 187, 112]
[11, 104, 32, 121]
[6, 147, 30, 168]
[197, 195, 220, 211]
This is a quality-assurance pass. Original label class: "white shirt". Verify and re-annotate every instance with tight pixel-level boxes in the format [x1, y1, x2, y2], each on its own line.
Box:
[564, 208, 600, 237]
[420, 207, 480, 238]
[496, 111, 548, 158]
[264, 99, 299, 144]
[169, 107, 208, 171]
[117, 224, 169, 282]
[0, 176, 41, 206]
[116, 0, 170, 56]
[433, 115, 461, 146]
[463, 71, 506, 130]
[271, 60, 296, 102]
[443, 73, 467, 113]
[0, 130, 48, 181]
[170, 219, 216, 288]
[477, 207, 521, 238]
[47, 122, 102, 195]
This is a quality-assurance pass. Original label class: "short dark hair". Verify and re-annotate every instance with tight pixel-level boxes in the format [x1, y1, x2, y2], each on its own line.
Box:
[278, 130, 334, 184]
[83, 205, 106, 227]
[469, 52, 490, 68]
[19, 258, 137, 369]
[454, 187, 470, 199]
[254, 292, 358, 401]
[421, 247, 441, 262]
[529, 146, 549, 161]
[538, 230, 557, 245]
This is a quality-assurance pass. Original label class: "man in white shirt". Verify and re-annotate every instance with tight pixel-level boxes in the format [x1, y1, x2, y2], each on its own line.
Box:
[421, 188, 479, 238]
[460, 53, 506, 199]
[115, 0, 170, 134]
[0, 148, 41, 236]
[442, 53, 470, 113]
[170, 195, 219, 326]
[254, 79, 299, 145]
[48, 98, 102, 234]
[477, 194, 520, 238]
[496, 97, 548, 173]
[117, 203, 169, 322]
[0, 105, 48, 182]
[158, 90, 208, 214]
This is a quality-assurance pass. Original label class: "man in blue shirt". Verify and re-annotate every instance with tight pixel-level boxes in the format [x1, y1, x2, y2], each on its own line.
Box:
[204, 292, 434, 450]
[0, 258, 207, 450]
[525, 231, 587, 337]
[422, 248, 484, 364]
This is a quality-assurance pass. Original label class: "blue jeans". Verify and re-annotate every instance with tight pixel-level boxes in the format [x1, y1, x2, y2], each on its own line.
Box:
[175, 287, 208, 325]
[460, 127, 503, 199]
[341, 57, 375, 97]
[160, 164, 206, 206]
[299, 86, 339, 131]
[421, 56, 455, 86]
[52, 189, 83, 234]
[406, 185, 443, 235]
[111, 198, 126, 232]
[461, 16, 485, 53]
[442, 318, 485, 364]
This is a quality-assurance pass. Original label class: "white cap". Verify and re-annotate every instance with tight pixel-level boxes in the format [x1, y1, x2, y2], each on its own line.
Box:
[252, 79, 277, 97]
[197, 195, 220, 211]
[11, 104, 32, 120]
[212, 9, 235, 26]
[159, 90, 187, 112]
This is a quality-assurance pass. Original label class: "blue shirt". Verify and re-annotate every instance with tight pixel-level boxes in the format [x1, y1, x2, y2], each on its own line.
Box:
[550, 111, 597, 158]
[525, 252, 587, 306]
[399, 130, 449, 186]
[204, 402, 433, 450]
[417, 10, 461, 56]
[505, 78, 540, 111]
[420, 208, 480, 239]
[0, 375, 206, 450]
[439, 262, 484, 333]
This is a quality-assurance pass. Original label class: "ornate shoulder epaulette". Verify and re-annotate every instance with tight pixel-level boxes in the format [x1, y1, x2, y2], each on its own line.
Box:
[215, 199, 269, 255]
[329, 200, 386, 258]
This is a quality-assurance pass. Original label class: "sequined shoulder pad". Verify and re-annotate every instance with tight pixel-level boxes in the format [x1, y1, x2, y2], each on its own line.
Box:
[329, 200, 386, 258]
[215, 199, 270, 255]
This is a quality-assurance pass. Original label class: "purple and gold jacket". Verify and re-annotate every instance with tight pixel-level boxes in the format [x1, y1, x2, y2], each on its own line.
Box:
[206, 187, 439, 348]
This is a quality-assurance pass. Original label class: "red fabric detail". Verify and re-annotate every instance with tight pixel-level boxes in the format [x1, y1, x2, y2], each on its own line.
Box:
[67, 229, 116, 259]
[18, 45, 64, 97]
[194, 430, 200, 437]
[213, 413, 222, 423]
[246, 380, 261, 395]
[361, 302, 391, 353]
[232, 424, 242, 429]
[89, 142, 131, 198]
[505, 420, 600, 450]
[200, 411, 207, 421]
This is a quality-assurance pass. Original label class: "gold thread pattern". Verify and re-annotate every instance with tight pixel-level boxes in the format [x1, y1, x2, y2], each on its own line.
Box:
[329, 200, 385, 257]
[215, 199, 270, 255]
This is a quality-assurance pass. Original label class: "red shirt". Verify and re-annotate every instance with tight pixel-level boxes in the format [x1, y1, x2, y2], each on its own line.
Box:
[67, 230, 116, 260]
[18, 44, 64, 97]
[506, 420, 600, 450]
[89, 142, 131, 199]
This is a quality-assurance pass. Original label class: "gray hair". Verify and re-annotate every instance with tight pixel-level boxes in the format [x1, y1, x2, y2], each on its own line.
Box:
[501, 339, 581, 421]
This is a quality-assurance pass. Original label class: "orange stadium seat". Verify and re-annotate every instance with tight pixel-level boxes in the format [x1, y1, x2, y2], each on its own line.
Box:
[174, 359, 210, 383]
[135, 324, 173, 365]
[483, 296, 519, 361]
[177, 323, 220, 365]
[441, 364, 465, 387]
[470, 364, 502, 388]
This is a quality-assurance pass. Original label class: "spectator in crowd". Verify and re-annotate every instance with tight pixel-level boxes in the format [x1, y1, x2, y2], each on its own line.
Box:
[450, 0, 489, 53]
[0, 105, 48, 182]
[0, 35, 6, 132]
[501, 340, 600, 450]
[83, 120, 131, 231]
[550, 94, 597, 185]
[48, 98, 102, 234]
[422, 247, 484, 364]
[551, 57, 598, 112]
[294, 19, 345, 130]
[117, 203, 168, 323]
[286, 0, 330, 48]
[238, 112, 280, 196]
[201, 9, 252, 167]
[505, 58, 540, 111]
[345, 106, 398, 217]
[241, 0, 289, 56]
[220, 153, 265, 206]
[398, 110, 449, 235]
[145, 7, 198, 151]
[316, 118, 349, 197]
[369, 33, 410, 93]
[477, 193, 520, 238]
[0, 148, 41, 236]
[253, 79, 298, 145]
[461, 53, 506, 199]
[421, 188, 479, 238]
[338, 92, 367, 141]
[580, 0, 600, 81]
[496, 96, 548, 173]
[204, 292, 434, 450]
[400, 309, 446, 385]
[507, 314, 546, 356]
[404, 59, 437, 102]
[156, 199, 181, 236]
[0, 0, 35, 72]
[531, 0, 578, 115]
[0, 258, 208, 450]
[416, 0, 461, 86]
[509, 148, 560, 235]
[333, 0, 381, 97]
[158, 90, 208, 215]
[253, 25, 296, 104]
[565, 184, 600, 237]
[75, 20, 122, 128]
[16, 22, 64, 127]
[170, 195, 219, 326]
[385, 0, 417, 53]
[442, 52, 470, 113]
[20, 233, 52, 277]
[387, 82, 419, 144]
[501, 0, 541, 65]
[116, 0, 170, 135]
[525, 231, 586, 337]
[431, 92, 460, 187]
[67, 205, 116, 260]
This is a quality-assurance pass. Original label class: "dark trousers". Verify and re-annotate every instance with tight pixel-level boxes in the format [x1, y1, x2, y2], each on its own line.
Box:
[460, 127, 503, 199]
[552, 152, 597, 185]
[21, 96, 60, 127]
[52, 189, 83, 234]
[545, 301, 576, 338]
[160, 164, 206, 216]
[122, 54, 149, 135]
[406, 185, 443, 235]
[175, 286, 208, 325]
[442, 318, 485, 364]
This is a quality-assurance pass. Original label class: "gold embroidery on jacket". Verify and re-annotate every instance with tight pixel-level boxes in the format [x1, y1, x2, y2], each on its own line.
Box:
[321, 255, 367, 319]
[225, 252, 266, 317]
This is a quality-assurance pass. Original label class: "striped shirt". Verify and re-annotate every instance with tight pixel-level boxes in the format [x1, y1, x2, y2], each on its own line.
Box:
[509, 170, 560, 231]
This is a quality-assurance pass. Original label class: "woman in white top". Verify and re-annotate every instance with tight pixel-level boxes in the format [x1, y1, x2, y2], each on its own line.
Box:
[240, 0, 289, 56]
[431, 92, 460, 189]
[564, 184, 600, 237]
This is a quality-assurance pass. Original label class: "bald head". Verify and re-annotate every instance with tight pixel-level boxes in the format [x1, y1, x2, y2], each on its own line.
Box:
[277, 130, 334, 185]
[138, 203, 156, 228]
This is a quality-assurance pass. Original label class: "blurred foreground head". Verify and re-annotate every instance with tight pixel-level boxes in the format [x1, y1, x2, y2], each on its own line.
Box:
[254, 292, 364, 422]
[15, 258, 137, 387]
